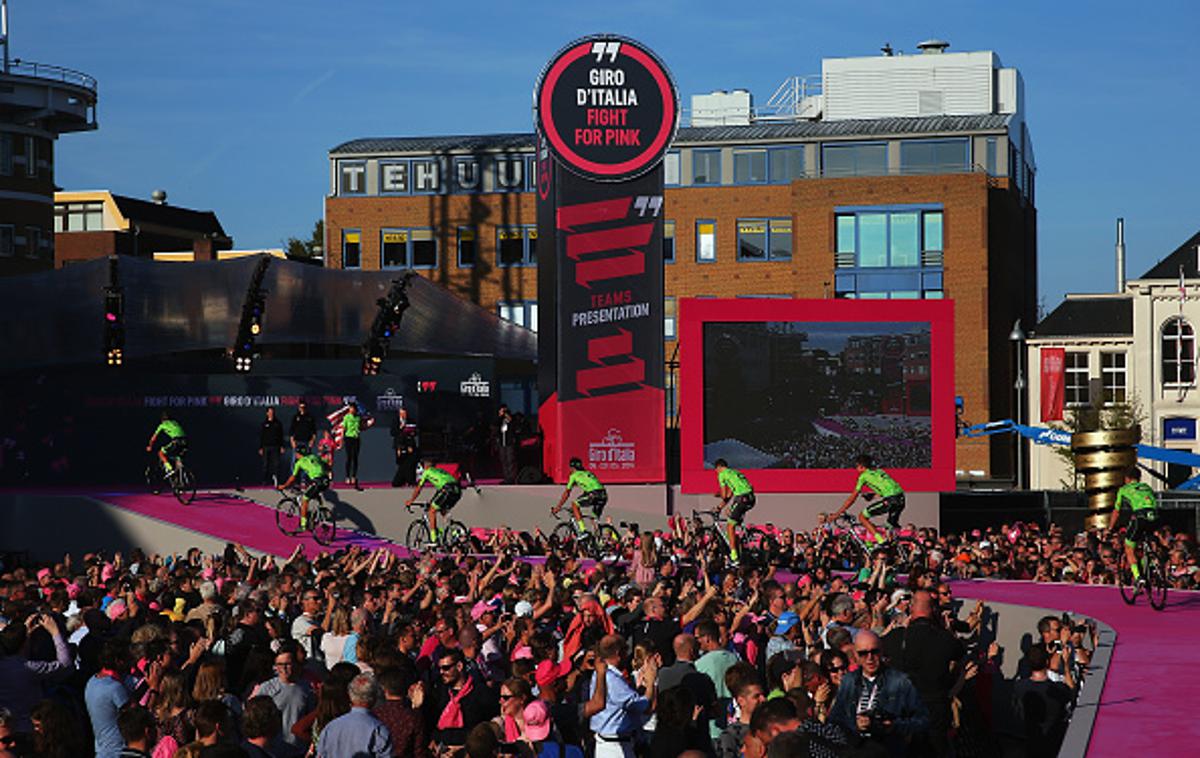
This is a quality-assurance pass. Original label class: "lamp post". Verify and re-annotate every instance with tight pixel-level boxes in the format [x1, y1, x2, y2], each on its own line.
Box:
[1010, 319, 1027, 490]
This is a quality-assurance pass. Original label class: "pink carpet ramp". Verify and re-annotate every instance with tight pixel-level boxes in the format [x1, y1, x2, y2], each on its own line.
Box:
[949, 578, 1200, 753]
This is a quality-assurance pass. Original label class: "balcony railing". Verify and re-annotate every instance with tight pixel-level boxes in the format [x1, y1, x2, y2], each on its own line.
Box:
[5, 58, 97, 94]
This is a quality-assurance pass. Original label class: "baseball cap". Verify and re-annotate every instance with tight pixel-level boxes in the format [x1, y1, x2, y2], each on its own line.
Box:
[775, 611, 800, 635]
[514, 600, 534, 618]
[523, 700, 553, 742]
[471, 597, 502, 622]
[888, 589, 912, 611]
[535, 658, 572, 689]
[106, 599, 128, 620]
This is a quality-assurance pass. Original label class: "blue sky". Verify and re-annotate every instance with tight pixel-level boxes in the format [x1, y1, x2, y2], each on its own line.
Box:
[18, 0, 1200, 309]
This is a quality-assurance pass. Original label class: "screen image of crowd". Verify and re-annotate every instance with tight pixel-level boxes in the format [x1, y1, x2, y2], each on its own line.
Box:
[703, 323, 933, 471]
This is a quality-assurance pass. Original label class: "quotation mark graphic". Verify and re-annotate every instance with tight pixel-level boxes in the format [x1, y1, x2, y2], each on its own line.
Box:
[591, 41, 621, 62]
[633, 196, 663, 217]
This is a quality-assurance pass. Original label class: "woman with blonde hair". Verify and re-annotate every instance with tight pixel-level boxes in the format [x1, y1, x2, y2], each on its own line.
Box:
[152, 670, 195, 757]
[320, 604, 352, 666]
[634, 532, 658, 587]
[191, 659, 242, 735]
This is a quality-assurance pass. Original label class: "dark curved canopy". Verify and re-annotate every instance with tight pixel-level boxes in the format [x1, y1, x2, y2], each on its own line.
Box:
[0, 255, 536, 371]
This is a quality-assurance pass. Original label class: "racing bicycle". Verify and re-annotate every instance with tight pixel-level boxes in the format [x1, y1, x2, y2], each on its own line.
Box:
[818, 514, 926, 575]
[689, 508, 779, 567]
[276, 483, 337, 546]
[145, 451, 197, 505]
[1118, 526, 1168, 611]
[403, 500, 470, 554]
[549, 509, 622, 562]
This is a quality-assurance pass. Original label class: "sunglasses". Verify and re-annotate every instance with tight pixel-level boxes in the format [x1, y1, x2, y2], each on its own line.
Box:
[0, 736, 15, 746]
[499, 693, 513, 701]
[828, 665, 846, 672]
[856, 649, 881, 657]
[438, 663, 459, 672]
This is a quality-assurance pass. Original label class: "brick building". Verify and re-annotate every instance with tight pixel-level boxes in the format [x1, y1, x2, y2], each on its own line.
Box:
[324, 43, 1038, 480]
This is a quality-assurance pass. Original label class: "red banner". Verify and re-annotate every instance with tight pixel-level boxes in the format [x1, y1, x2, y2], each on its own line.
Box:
[1040, 348, 1066, 422]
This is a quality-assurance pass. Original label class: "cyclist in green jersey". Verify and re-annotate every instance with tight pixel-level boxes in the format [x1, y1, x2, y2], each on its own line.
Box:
[146, 411, 187, 474]
[830, 454, 906, 546]
[552, 457, 608, 533]
[277, 446, 331, 530]
[405, 458, 462, 543]
[1112, 467, 1160, 583]
[714, 458, 755, 563]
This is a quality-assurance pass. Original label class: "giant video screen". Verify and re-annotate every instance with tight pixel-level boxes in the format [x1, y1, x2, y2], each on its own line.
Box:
[703, 322, 932, 470]
[679, 299, 954, 493]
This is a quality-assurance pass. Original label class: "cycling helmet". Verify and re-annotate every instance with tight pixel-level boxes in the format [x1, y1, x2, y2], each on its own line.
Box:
[569, 457, 584, 471]
[295, 443, 311, 455]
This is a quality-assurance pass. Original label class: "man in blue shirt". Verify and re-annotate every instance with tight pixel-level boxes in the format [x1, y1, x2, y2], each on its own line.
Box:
[317, 673, 393, 757]
[589, 634, 658, 758]
[85, 639, 132, 758]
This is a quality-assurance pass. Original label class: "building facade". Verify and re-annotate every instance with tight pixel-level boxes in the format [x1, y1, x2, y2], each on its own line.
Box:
[1028, 231, 1200, 490]
[325, 44, 1039, 479]
[0, 57, 97, 276]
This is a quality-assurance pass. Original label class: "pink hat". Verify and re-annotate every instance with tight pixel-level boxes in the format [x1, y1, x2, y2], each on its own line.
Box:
[535, 658, 572, 689]
[797, 574, 813, 587]
[201, 568, 215, 581]
[37, 568, 52, 581]
[66, 583, 81, 599]
[106, 599, 128, 620]
[101, 563, 115, 582]
[523, 700, 552, 742]
[471, 597, 502, 622]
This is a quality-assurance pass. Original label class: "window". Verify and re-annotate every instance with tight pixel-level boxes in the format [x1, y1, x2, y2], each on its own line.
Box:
[342, 230, 361, 269]
[458, 226, 477, 267]
[381, 228, 437, 269]
[1065, 352, 1090, 407]
[525, 155, 539, 192]
[1162, 317, 1196, 387]
[985, 137, 997, 175]
[822, 143, 887, 177]
[498, 301, 538, 332]
[663, 220, 675, 263]
[25, 226, 41, 257]
[339, 161, 366, 195]
[56, 202, 105, 232]
[834, 207, 945, 298]
[733, 150, 767, 184]
[664, 151, 680, 186]
[412, 159, 441, 193]
[24, 137, 35, 177]
[665, 297, 677, 339]
[497, 226, 537, 266]
[380, 161, 409, 193]
[494, 156, 524, 191]
[1102, 352, 1127, 405]
[692, 150, 721, 185]
[736, 218, 791, 261]
[899, 139, 969, 174]
[696, 221, 716, 263]
[0, 225, 13, 256]
[768, 146, 805, 183]
[0, 134, 11, 175]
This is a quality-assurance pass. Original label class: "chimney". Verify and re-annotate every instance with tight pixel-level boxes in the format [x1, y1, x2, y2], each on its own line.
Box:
[1116, 217, 1126, 292]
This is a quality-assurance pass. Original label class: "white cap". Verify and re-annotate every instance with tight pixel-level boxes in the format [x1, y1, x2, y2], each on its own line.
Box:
[515, 600, 534, 618]
[64, 600, 82, 618]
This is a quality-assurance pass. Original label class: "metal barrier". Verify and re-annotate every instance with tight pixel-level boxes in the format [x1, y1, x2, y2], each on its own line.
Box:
[5, 58, 98, 93]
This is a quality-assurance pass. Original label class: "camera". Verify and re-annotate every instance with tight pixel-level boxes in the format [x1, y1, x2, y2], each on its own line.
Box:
[860, 709, 894, 737]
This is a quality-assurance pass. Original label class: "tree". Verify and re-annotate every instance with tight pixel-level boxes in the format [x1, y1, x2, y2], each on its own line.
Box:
[284, 220, 324, 261]
[1050, 393, 1145, 490]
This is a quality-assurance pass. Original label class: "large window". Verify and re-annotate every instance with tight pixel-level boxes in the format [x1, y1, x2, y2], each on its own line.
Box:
[664, 151, 681, 186]
[696, 221, 716, 263]
[1102, 352, 1127, 405]
[55, 202, 105, 232]
[380, 228, 437, 269]
[339, 161, 366, 195]
[1065, 352, 1090, 407]
[25, 226, 40, 257]
[498, 301, 538, 332]
[497, 226, 537, 267]
[692, 150, 722, 185]
[737, 218, 792, 261]
[834, 208, 944, 299]
[458, 226, 476, 267]
[380, 161, 409, 193]
[663, 220, 675, 263]
[1162, 317, 1196, 387]
[822, 143, 887, 177]
[899, 139, 969, 174]
[768, 146, 805, 183]
[494, 156, 524, 191]
[733, 150, 767, 184]
[342, 230, 361, 269]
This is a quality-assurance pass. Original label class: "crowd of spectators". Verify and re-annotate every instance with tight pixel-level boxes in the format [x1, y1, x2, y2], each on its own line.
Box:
[0, 512, 1114, 758]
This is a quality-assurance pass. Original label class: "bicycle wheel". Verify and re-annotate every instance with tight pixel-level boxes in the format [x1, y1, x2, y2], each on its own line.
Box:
[443, 521, 470, 552]
[1146, 550, 1168, 611]
[311, 503, 336, 546]
[173, 466, 197, 505]
[276, 497, 301, 536]
[405, 520, 431, 552]
[551, 522, 577, 551]
[594, 524, 622, 562]
[1117, 558, 1139, 605]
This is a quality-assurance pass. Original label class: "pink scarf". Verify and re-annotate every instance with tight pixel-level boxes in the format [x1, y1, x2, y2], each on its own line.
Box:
[504, 714, 522, 742]
[436, 676, 476, 730]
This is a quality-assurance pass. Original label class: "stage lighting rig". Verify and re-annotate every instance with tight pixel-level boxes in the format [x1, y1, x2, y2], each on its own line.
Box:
[362, 273, 414, 376]
[231, 256, 272, 373]
[103, 257, 124, 367]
